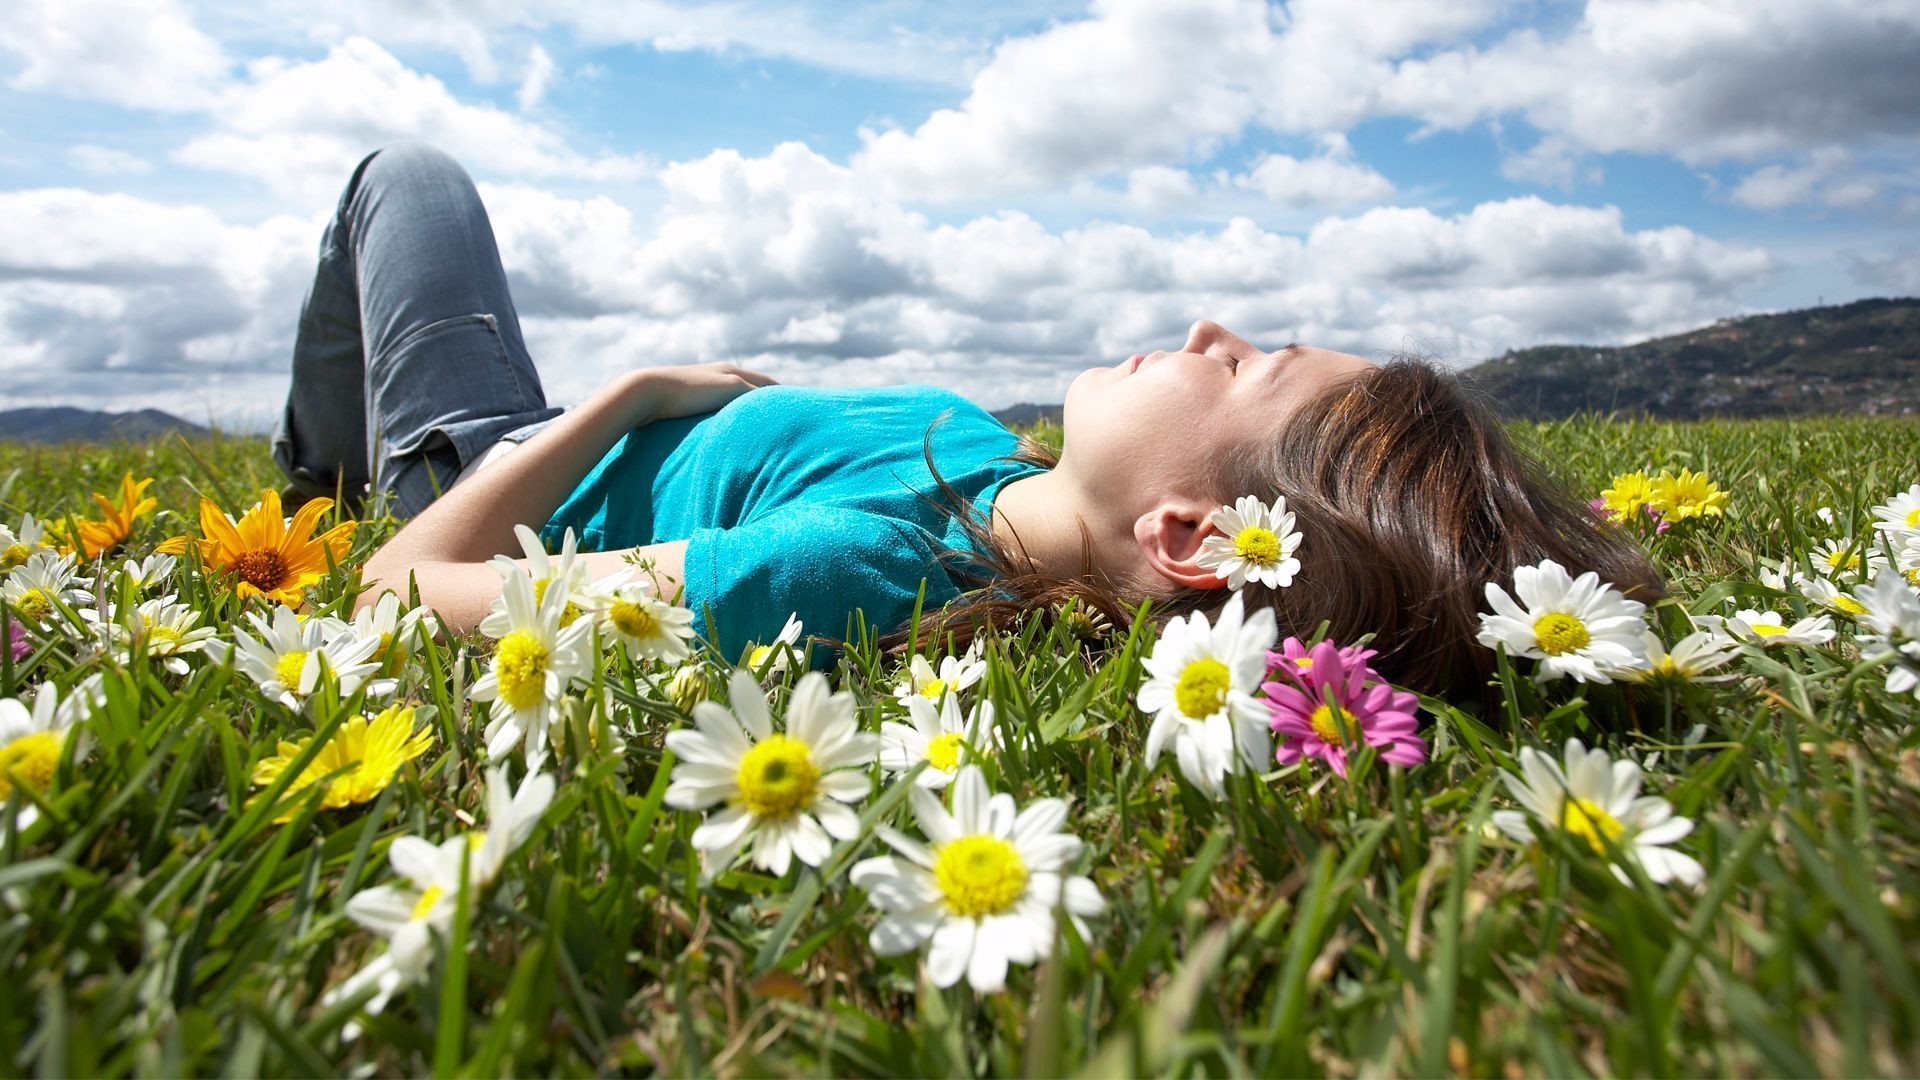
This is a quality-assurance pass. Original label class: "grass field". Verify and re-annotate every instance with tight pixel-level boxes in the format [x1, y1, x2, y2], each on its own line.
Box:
[2, 414, 1919, 1077]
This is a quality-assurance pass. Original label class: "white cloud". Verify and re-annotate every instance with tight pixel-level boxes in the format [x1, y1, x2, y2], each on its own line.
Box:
[516, 44, 554, 111]
[1124, 166, 1198, 213]
[1228, 150, 1395, 209]
[853, 0, 1278, 200]
[0, 0, 229, 111]
[0, 188, 315, 424]
[173, 38, 647, 203]
[1384, 0, 1920, 166]
[67, 145, 155, 176]
[1729, 149, 1899, 212]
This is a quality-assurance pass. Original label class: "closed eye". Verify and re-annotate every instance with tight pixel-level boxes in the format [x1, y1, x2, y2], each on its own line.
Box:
[1228, 356, 1240, 373]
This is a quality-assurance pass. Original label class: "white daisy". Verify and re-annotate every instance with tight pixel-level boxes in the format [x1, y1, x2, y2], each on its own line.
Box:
[1492, 738, 1704, 888]
[1625, 630, 1741, 685]
[595, 575, 695, 664]
[116, 553, 178, 593]
[0, 682, 88, 831]
[472, 766, 557, 888]
[880, 693, 1000, 789]
[1808, 537, 1887, 581]
[0, 514, 58, 574]
[1813, 505, 1837, 527]
[664, 669, 877, 877]
[483, 524, 596, 633]
[892, 647, 986, 705]
[1871, 484, 1920, 539]
[91, 595, 220, 675]
[1853, 571, 1920, 701]
[349, 591, 440, 677]
[1475, 559, 1650, 683]
[1137, 591, 1277, 799]
[744, 613, 805, 677]
[1196, 495, 1303, 591]
[850, 764, 1105, 993]
[230, 606, 389, 710]
[1796, 574, 1871, 618]
[468, 564, 596, 763]
[324, 766, 552, 1038]
[2, 548, 91, 629]
[1696, 608, 1835, 648]
[1757, 555, 1809, 593]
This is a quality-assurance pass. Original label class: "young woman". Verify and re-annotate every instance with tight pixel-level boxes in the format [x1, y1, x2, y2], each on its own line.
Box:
[288, 143, 1657, 703]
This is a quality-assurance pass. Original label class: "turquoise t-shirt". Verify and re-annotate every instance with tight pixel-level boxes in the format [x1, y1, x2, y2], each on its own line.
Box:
[539, 385, 1043, 664]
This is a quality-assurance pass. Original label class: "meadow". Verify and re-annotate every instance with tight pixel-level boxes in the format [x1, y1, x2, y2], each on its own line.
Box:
[1, 414, 1918, 1077]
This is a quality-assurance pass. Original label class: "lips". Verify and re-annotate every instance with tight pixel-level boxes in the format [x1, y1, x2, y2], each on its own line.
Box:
[1128, 353, 1144, 372]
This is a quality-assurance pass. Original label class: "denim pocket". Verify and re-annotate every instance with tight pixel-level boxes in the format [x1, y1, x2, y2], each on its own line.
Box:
[369, 312, 516, 466]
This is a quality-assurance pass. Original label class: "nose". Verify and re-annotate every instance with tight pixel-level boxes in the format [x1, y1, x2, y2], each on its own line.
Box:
[1183, 319, 1248, 358]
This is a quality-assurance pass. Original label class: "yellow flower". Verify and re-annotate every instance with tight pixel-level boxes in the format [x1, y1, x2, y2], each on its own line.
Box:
[157, 488, 356, 607]
[250, 704, 433, 823]
[1648, 468, 1728, 521]
[1599, 471, 1655, 523]
[64, 472, 158, 561]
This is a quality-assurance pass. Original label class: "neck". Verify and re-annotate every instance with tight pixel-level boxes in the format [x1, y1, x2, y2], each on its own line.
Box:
[987, 469, 1122, 582]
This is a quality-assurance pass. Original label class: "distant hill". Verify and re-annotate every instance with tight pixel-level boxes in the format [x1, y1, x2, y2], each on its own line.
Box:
[990, 402, 1063, 427]
[1462, 297, 1920, 419]
[0, 407, 213, 445]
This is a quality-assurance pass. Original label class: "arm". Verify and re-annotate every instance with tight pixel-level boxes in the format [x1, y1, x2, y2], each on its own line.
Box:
[354, 362, 773, 631]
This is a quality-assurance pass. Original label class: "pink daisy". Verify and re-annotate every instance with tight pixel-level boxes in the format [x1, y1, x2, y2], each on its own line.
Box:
[7, 620, 27, 662]
[1262, 637, 1428, 777]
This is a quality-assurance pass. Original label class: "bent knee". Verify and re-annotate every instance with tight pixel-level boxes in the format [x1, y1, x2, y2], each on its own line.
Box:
[358, 140, 471, 194]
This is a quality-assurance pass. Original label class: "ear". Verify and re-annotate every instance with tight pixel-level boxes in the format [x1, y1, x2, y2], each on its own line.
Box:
[1134, 502, 1230, 591]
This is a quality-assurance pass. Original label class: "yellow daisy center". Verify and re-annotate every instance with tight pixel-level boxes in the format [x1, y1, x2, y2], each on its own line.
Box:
[1532, 612, 1591, 656]
[748, 644, 776, 670]
[1174, 658, 1231, 719]
[1747, 622, 1787, 638]
[411, 885, 446, 921]
[1824, 549, 1859, 572]
[1309, 704, 1349, 745]
[274, 650, 309, 688]
[0, 732, 62, 801]
[608, 600, 658, 639]
[230, 548, 289, 591]
[1, 543, 30, 569]
[147, 624, 184, 648]
[925, 732, 965, 772]
[12, 588, 54, 623]
[734, 734, 820, 820]
[1907, 508, 1920, 529]
[1832, 595, 1867, 616]
[531, 578, 583, 628]
[918, 677, 949, 701]
[1233, 525, 1281, 565]
[934, 835, 1029, 918]
[1559, 797, 1625, 855]
[494, 631, 551, 711]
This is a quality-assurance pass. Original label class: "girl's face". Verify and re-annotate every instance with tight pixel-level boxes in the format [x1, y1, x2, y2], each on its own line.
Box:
[1060, 320, 1374, 511]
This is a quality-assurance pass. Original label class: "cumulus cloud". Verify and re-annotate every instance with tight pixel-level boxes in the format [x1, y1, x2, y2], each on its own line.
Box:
[0, 188, 315, 424]
[1, 0, 229, 111]
[1383, 0, 1920, 166]
[172, 38, 648, 204]
[853, 0, 1278, 199]
[1227, 149, 1395, 209]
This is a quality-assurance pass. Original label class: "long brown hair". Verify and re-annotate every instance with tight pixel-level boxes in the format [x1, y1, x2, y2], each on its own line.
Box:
[888, 357, 1663, 707]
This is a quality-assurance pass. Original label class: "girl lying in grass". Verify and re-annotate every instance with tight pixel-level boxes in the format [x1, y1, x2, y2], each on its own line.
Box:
[274, 142, 1657, 702]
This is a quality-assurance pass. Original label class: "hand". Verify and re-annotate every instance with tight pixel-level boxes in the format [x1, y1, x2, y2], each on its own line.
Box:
[633, 362, 779, 421]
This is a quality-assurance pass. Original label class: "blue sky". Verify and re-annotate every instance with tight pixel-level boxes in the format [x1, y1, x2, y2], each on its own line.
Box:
[1, 0, 1915, 428]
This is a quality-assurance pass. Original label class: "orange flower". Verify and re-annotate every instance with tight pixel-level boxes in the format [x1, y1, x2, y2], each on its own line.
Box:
[157, 488, 356, 607]
[64, 472, 158, 561]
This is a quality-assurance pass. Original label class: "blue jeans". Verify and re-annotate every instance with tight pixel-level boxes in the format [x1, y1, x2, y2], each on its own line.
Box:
[272, 142, 565, 520]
